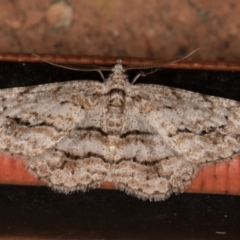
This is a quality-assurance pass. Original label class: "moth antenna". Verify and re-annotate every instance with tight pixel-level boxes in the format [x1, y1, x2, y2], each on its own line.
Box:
[131, 48, 199, 83]
[126, 48, 199, 70]
[32, 54, 114, 80]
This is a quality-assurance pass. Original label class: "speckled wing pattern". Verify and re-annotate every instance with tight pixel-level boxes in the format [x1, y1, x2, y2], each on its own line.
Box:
[0, 61, 240, 201]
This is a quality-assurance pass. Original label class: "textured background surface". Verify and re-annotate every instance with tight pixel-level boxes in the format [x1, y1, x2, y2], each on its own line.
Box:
[0, 0, 239, 61]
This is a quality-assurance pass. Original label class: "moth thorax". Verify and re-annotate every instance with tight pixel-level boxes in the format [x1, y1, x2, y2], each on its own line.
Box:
[106, 73, 129, 90]
[106, 89, 126, 135]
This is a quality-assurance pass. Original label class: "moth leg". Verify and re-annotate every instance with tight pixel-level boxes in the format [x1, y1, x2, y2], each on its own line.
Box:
[97, 70, 105, 81]
[132, 68, 160, 84]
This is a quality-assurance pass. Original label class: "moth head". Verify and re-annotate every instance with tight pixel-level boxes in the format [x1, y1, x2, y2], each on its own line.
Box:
[105, 59, 129, 90]
[112, 59, 125, 76]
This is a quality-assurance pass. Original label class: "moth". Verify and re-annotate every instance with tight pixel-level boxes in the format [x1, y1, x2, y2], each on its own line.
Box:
[0, 50, 240, 201]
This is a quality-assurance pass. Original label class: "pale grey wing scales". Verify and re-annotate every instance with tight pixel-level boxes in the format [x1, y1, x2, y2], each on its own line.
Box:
[112, 84, 240, 201]
[0, 81, 101, 156]
[112, 158, 195, 201]
[29, 99, 112, 192]
[139, 84, 240, 164]
[111, 90, 195, 201]
[28, 148, 110, 192]
[114, 100, 176, 162]
[2, 72, 239, 200]
[0, 80, 109, 191]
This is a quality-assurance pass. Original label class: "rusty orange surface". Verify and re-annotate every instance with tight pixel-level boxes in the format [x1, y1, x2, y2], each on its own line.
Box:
[1, 153, 240, 195]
